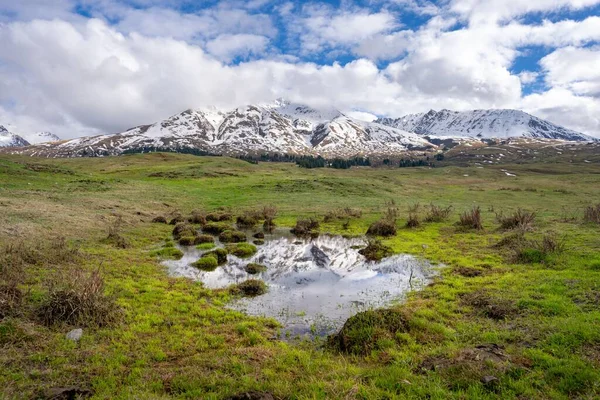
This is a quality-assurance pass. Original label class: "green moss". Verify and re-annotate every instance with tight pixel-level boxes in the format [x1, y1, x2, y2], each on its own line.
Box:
[194, 234, 214, 244]
[149, 247, 184, 260]
[328, 309, 409, 355]
[518, 248, 547, 264]
[195, 242, 215, 251]
[204, 248, 228, 265]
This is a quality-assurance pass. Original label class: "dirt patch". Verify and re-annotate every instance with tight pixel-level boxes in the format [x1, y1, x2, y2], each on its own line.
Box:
[460, 290, 518, 320]
[454, 267, 483, 278]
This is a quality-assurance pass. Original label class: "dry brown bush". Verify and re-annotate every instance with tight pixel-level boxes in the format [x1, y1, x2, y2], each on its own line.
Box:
[496, 209, 536, 231]
[424, 204, 453, 223]
[458, 206, 483, 230]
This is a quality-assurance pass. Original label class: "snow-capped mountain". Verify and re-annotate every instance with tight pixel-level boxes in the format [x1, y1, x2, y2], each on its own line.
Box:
[0, 125, 30, 147]
[3, 101, 434, 157]
[29, 132, 60, 144]
[376, 109, 594, 141]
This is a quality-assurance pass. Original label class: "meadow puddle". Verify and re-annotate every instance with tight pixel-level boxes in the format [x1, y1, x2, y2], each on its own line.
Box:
[163, 229, 438, 337]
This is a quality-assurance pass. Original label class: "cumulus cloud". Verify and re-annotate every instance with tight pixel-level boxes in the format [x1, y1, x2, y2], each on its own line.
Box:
[0, 0, 599, 138]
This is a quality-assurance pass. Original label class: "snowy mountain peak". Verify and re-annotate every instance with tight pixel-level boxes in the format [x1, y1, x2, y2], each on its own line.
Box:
[31, 132, 61, 143]
[376, 109, 593, 141]
[0, 125, 30, 147]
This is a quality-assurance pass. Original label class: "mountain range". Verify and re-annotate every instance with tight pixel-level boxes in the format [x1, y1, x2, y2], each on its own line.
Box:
[0, 125, 60, 147]
[1, 101, 595, 158]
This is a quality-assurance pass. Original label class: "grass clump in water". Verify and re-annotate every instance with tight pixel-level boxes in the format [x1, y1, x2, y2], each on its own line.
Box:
[231, 280, 267, 297]
[328, 309, 409, 355]
[226, 243, 257, 258]
[206, 212, 232, 222]
[218, 230, 247, 243]
[172, 222, 197, 240]
[196, 242, 215, 250]
[359, 239, 392, 261]
[253, 239, 265, 245]
[245, 263, 267, 275]
[291, 218, 320, 237]
[204, 248, 228, 265]
[203, 222, 233, 235]
[192, 254, 219, 272]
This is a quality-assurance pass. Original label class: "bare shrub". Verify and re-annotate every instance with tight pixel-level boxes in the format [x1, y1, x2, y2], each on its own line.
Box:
[261, 205, 278, 221]
[424, 204, 453, 223]
[458, 206, 483, 230]
[496, 209, 536, 231]
[37, 269, 120, 327]
[584, 204, 600, 224]
[406, 213, 420, 228]
[323, 208, 362, 222]
[539, 232, 567, 254]
[367, 219, 397, 237]
[105, 216, 130, 248]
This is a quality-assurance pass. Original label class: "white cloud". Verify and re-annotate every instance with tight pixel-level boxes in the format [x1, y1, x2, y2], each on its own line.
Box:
[206, 34, 270, 62]
[0, 0, 599, 139]
[540, 46, 600, 95]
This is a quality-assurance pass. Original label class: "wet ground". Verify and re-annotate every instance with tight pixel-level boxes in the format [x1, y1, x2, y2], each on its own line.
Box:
[163, 228, 438, 337]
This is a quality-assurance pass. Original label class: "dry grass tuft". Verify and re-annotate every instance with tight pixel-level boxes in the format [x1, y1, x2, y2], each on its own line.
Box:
[323, 208, 362, 222]
[37, 269, 121, 327]
[496, 209, 536, 231]
[367, 219, 397, 236]
[583, 204, 600, 224]
[105, 216, 130, 248]
[424, 204, 453, 223]
[458, 206, 483, 230]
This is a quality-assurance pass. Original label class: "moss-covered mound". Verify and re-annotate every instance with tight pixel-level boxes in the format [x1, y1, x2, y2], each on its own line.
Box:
[203, 222, 233, 235]
[172, 222, 197, 240]
[328, 309, 409, 355]
[204, 248, 228, 265]
[245, 263, 267, 275]
[226, 243, 257, 258]
[206, 212, 232, 222]
[218, 230, 247, 243]
[253, 239, 265, 246]
[194, 234, 214, 244]
[151, 216, 168, 224]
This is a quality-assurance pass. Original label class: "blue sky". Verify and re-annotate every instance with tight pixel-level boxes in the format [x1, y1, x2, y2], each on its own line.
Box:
[0, 0, 599, 139]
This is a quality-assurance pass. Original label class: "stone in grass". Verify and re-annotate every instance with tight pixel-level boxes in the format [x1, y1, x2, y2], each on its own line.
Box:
[66, 328, 83, 342]
[192, 254, 219, 271]
[245, 263, 267, 275]
[232, 280, 268, 297]
[219, 230, 247, 243]
[226, 243, 257, 258]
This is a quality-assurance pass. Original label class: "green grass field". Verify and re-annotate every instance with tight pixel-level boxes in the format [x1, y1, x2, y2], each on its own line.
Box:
[1, 153, 599, 399]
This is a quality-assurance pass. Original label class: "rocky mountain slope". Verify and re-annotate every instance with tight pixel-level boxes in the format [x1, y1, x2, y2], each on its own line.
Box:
[0, 125, 30, 147]
[376, 109, 594, 141]
[3, 100, 433, 157]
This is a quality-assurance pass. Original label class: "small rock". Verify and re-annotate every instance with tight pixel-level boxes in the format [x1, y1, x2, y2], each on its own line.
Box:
[481, 375, 498, 385]
[66, 328, 83, 342]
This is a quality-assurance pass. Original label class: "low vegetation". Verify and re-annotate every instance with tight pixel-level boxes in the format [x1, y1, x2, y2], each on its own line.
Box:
[1, 153, 599, 399]
[192, 254, 219, 271]
[245, 263, 267, 275]
[358, 239, 393, 261]
[218, 230, 247, 243]
[496, 208, 536, 231]
[584, 203, 600, 224]
[423, 204, 453, 222]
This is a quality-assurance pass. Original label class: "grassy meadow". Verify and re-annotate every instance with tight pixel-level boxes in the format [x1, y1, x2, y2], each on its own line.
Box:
[1, 152, 600, 399]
